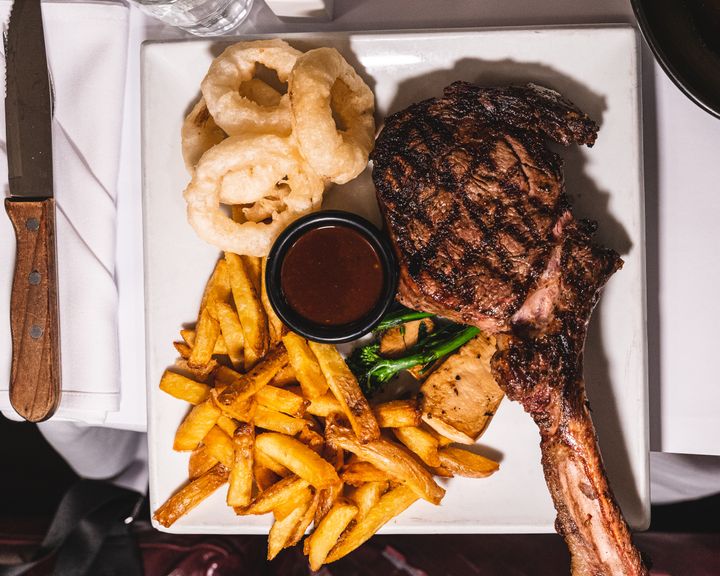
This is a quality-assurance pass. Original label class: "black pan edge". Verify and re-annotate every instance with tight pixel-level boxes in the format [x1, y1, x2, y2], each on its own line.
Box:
[631, 0, 720, 119]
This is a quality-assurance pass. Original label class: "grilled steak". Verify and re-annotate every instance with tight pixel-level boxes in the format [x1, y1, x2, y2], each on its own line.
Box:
[373, 82, 647, 576]
[373, 82, 598, 333]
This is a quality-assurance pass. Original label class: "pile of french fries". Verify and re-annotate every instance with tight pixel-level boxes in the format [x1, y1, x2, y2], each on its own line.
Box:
[154, 252, 500, 568]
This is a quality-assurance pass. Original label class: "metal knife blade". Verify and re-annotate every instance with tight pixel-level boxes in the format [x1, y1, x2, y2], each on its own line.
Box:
[5, 0, 53, 199]
[4, 0, 60, 422]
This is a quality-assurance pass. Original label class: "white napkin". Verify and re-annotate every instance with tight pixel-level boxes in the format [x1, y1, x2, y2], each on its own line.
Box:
[0, 1, 129, 423]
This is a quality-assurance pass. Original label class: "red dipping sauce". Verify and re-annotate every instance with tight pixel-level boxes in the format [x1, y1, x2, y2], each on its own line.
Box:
[280, 225, 385, 326]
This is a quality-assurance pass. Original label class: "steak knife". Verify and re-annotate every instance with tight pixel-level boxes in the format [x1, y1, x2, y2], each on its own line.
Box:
[4, 0, 61, 421]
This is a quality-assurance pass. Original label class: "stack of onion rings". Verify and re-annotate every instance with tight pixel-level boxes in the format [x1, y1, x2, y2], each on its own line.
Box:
[182, 40, 375, 257]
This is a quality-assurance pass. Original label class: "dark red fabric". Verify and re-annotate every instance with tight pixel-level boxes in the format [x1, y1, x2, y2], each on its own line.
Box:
[325, 533, 720, 576]
[2, 520, 719, 576]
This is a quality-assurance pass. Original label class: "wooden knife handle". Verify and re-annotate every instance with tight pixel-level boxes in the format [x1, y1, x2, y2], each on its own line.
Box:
[5, 198, 61, 422]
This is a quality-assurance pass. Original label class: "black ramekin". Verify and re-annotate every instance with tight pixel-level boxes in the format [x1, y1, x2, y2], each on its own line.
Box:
[265, 210, 398, 343]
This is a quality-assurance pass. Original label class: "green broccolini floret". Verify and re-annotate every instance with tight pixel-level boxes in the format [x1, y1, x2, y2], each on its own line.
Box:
[348, 321, 480, 396]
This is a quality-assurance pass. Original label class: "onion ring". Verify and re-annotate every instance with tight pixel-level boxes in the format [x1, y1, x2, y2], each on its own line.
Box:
[184, 134, 324, 257]
[237, 78, 283, 107]
[201, 39, 301, 137]
[289, 47, 375, 184]
[181, 97, 227, 174]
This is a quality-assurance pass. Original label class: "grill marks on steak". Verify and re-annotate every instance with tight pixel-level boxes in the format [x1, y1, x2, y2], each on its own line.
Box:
[373, 82, 648, 576]
[373, 82, 597, 332]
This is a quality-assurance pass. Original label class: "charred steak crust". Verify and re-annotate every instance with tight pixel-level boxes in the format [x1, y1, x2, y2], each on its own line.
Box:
[493, 217, 622, 424]
[373, 82, 647, 576]
[372, 82, 600, 333]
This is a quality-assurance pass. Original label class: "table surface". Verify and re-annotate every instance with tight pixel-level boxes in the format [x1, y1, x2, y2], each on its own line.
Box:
[111, 0, 720, 456]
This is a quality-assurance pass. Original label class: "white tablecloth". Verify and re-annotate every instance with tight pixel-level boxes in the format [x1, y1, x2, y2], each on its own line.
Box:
[107, 0, 720, 456]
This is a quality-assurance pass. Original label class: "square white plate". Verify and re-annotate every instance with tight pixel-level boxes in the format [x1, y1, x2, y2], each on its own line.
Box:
[142, 26, 648, 534]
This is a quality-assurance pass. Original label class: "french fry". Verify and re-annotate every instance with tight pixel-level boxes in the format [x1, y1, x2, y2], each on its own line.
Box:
[430, 464, 455, 478]
[314, 444, 343, 524]
[174, 400, 222, 451]
[159, 371, 210, 405]
[227, 423, 254, 507]
[297, 427, 324, 454]
[283, 332, 328, 399]
[253, 405, 307, 435]
[305, 499, 358, 570]
[213, 365, 240, 386]
[308, 342, 380, 443]
[255, 385, 307, 417]
[306, 391, 342, 418]
[181, 328, 228, 355]
[211, 389, 256, 422]
[181, 327, 197, 346]
[373, 399, 421, 428]
[235, 399, 258, 423]
[174, 341, 192, 359]
[325, 442, 345, 471]
[341, 461, 391, 486]
[253, 463, 280, 492]
[255, 433, 340, 489]
[267, 489, 312, 560]
[188, 307, 220, 369]
[153, 464, 229, 528]
[245, 475, 310, 515]
[200, 258, 231, 319]
[437, 447, 499, 478]
[314, 480, 343, 525]
[216, 346, 288, 406]
[261, 257, 286, 345]
[273, 484, 314, 521]
[392, 426, 441, 468]
[288, 490, 321, 546]
[216, 415, 238, 436]
[348, 481, 388, 520]
[242, 255, 262, 295]
[255, 447, 291, 477]
[325, 485, 418, 563]
[188, 445, 219, 479]
[225, 252, 268, 369]
[203, 425, 234, 468]
[269, 363, 296, 387]
[173, 355, 218, 382]
[325, 423, 445, 504]
[215, 302, 245, 369]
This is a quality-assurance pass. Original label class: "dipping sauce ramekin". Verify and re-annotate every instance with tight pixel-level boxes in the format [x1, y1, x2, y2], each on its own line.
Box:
[265, 210, 398, 343]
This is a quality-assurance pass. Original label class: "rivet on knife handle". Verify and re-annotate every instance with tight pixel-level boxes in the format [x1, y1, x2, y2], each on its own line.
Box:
[5, 197, 61, 422]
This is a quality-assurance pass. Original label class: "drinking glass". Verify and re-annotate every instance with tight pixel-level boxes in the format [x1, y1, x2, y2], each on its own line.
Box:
[135, 0, 254, 36]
